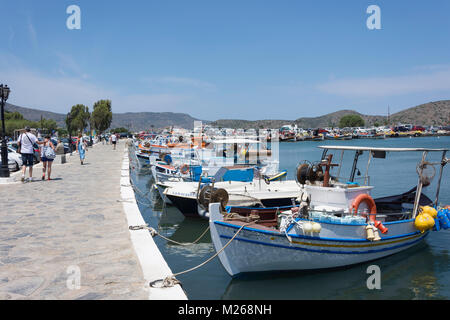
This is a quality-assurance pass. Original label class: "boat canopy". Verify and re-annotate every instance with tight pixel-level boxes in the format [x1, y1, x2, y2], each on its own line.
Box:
[319, 146, 449, 152]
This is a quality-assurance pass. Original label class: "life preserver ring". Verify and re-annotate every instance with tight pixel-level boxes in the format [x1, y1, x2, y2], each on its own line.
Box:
[180, 164, 190, 175]
[351, 194, 377, 223]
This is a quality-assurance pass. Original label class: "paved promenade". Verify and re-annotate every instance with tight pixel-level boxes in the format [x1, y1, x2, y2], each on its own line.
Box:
[0, 142, 150, 299]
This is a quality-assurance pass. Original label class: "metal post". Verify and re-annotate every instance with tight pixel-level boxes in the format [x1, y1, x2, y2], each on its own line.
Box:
[0, 85, 10, 178]
[412, 151, 428, 218]
[350, 150, 362, 182]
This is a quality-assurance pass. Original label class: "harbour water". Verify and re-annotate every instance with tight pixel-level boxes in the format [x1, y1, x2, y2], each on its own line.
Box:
[130, 136, 450, 300]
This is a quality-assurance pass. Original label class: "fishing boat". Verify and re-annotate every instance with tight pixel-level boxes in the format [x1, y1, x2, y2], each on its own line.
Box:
[209, 146, 449, 276]
[163, 169, 300, 218]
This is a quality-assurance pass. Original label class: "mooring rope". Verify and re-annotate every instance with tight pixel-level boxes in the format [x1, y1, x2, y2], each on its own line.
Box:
[129, 224, 210, 246]
[147, 220, 258, 288]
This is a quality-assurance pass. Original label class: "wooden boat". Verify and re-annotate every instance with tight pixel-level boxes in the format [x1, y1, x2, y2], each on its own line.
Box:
[209, 146, 449, 276]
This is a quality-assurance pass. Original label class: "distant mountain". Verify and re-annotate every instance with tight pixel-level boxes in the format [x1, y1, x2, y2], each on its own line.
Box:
[389, 100, 450, 126]
[5, 103, 67, 127]
[110, 112, 203, 131]
[4, 100, 449, 131]
[4, 103, 204, 130]
[212, 100, 450, 129]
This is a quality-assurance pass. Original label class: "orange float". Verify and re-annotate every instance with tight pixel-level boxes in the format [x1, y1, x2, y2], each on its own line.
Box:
[351, 194, 388, 233]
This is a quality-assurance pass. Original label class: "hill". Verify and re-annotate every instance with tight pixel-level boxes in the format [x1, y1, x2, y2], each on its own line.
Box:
[4, 100, 449, 131]
[212, 100, 450, 129]
[5, 103, 67, 127]
[4, 103, 203, 130]
[389, 100, 450, 126]
[110, 112, 203, 131]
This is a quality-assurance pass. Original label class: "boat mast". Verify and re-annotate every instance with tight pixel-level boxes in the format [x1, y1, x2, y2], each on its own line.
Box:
[434, 151, 448, 207]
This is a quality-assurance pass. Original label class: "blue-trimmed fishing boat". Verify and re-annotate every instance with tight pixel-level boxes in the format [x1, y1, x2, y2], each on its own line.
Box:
[209, 146, 449, 276]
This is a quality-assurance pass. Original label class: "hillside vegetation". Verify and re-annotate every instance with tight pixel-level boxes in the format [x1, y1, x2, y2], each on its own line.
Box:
[5, 100, 449, 131]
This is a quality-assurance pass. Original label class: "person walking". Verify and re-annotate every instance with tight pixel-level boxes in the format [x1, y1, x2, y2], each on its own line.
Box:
[76, 133, 87, 165]
[111, 132, 117, 150]
[40, 135, 56, 180]
[17, 127, 43, 182]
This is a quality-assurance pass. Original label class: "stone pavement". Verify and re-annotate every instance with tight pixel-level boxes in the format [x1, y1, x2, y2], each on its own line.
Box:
[0, 142, 149, 299]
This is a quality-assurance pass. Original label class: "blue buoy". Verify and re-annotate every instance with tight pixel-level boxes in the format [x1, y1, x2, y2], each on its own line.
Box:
[434, 218, 441, 231]
[438, 209, 450, 230]
[445, 209, 450, 221]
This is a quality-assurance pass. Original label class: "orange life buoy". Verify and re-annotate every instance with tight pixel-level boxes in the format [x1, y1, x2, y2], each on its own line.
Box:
[351, 194, 377, 223]
[350, 194, 388, 233]
[180, 164, 190, 175]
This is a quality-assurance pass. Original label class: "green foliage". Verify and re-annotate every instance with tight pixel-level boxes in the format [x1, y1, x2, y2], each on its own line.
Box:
[91, 99, 112, 134]
[57, 128, 69, 137]
[5, 111, 24, 121]
[66, 104, 90, 135]
[110, 127, 129, 133]
[4, 111, 60, 136]
[339, 114, 365, 128]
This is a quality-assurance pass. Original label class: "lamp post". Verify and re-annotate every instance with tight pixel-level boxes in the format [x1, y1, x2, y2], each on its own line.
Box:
[0, 84, 11, 178]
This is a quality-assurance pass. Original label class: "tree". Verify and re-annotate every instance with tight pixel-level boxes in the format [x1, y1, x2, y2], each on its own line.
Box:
[66, 104, 90, 135]
[91, 99, 112, 134]
[339, 114, 365, 128]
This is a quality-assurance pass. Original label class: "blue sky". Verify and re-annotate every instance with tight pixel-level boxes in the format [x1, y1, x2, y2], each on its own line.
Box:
[1, 0, 450, 120]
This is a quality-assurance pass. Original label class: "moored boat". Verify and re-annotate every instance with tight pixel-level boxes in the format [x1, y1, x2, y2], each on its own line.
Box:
[209, 145, 449, 276]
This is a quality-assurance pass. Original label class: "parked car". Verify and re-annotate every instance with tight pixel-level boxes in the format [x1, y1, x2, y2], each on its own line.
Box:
[412, 126, 425, 132]
[392, 126, 409, 132]
[0, 147, 23, 172]
[7, 147, 23, 171]
[7, 142, 40, 164]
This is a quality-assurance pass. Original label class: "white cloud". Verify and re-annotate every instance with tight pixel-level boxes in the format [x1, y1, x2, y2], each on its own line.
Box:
[316, 66, 450, 97]
[0, 61, 191, 114]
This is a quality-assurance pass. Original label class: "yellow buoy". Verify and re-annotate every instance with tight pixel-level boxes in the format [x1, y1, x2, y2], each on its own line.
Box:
[414, 213, 435, 233]
[421, 206, 438, 219]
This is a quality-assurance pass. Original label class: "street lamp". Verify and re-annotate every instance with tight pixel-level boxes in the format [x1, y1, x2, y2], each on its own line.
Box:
[0, 84, 11, 178]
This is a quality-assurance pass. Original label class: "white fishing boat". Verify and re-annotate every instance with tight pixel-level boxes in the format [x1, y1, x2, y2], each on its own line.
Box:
[164, 176, 301, 219]
[209, 146, 449, 276]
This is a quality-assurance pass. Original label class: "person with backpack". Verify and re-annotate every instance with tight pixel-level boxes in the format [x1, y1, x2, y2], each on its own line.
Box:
[40, 135, 56, 180]
[17, 127, 44, 182]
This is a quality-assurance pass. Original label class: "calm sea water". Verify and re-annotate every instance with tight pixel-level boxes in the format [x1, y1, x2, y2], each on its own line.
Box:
[130, 136, 450, 300]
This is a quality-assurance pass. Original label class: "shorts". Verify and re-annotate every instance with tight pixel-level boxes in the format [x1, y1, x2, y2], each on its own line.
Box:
[41, 157, 54, 162]
[21, 153, 34, 167]
[112, 141, 117, 145]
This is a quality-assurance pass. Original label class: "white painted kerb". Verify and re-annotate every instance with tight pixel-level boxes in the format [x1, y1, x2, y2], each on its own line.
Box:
[120, 149, 187, 300]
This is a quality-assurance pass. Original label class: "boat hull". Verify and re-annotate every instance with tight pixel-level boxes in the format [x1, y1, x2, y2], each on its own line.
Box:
[209, 203, 428, 276]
